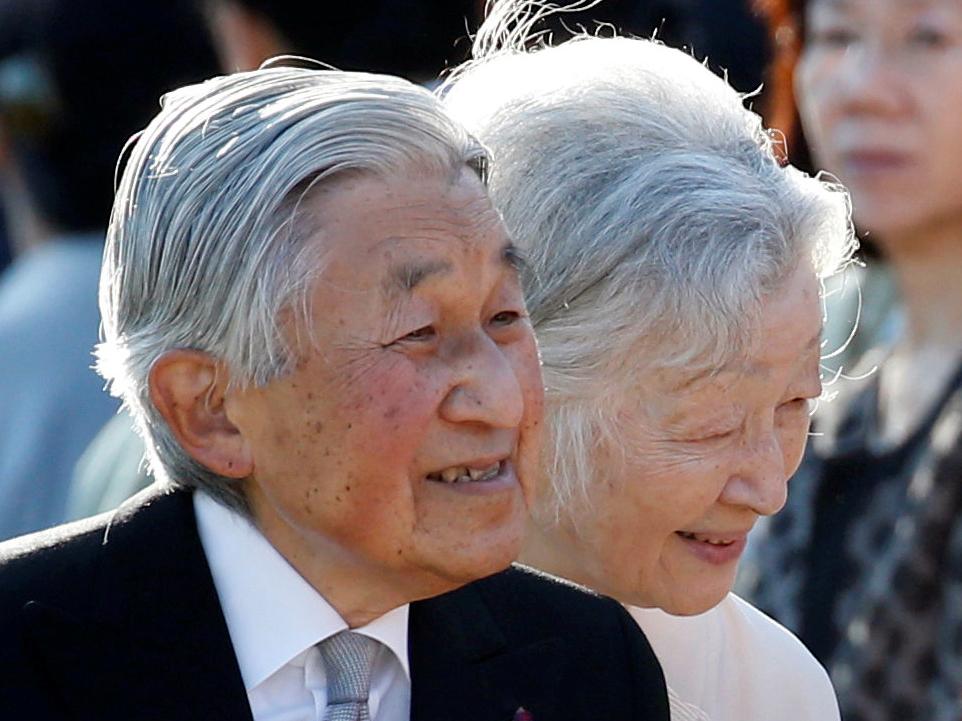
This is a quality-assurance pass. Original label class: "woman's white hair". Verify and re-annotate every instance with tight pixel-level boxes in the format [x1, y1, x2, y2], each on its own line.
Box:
[97, 65, 487, 513]
[440, 1, 857, 522]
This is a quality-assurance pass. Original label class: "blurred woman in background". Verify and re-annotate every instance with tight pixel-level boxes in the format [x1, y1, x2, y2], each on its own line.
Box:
[740, 1, 962, 719]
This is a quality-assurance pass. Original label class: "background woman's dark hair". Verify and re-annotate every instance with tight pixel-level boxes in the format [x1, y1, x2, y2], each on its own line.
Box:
[753, 0, 809, 169]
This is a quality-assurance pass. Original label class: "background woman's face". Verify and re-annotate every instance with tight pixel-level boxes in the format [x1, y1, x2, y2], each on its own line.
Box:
[574, 261, 824, 616]
[795, 0, 962, 241]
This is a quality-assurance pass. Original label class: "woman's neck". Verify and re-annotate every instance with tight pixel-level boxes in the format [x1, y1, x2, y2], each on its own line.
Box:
[873, 220, 962, 445]
[519, 516, 596, 590]
[881, 220, 962, 351]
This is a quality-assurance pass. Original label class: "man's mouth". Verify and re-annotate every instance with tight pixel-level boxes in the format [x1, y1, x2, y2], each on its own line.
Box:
[426, 460, 505, 484]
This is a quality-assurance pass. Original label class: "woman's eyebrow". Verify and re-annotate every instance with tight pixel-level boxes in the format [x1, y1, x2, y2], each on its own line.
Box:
[502, 241, 529, 274]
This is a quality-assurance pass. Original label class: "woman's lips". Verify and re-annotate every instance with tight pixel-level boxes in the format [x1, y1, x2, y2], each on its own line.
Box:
[840, 150, 914, 177]
[675, 530, 748, 565]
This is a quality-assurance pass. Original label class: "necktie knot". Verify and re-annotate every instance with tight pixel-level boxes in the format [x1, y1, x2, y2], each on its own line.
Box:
[317, 631, 380, 708]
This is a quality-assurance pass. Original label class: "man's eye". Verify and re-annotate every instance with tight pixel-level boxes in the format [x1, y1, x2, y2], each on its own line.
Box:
[400, 325, 436, 342]
[490, 310, 521, 326]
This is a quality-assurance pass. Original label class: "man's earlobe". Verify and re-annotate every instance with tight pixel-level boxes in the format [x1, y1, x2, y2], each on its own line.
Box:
[149, 350, 253, 478]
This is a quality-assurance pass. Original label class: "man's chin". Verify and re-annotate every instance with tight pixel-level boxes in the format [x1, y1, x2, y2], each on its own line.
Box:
[414, 536, 525, 597]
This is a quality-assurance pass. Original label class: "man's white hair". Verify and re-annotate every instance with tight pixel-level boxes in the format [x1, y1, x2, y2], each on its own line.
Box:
[97, 65, 487, 513]
[440, 1, 857, 522]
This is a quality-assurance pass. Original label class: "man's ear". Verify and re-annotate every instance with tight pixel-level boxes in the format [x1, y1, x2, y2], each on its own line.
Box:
[149, 349, 252, 478]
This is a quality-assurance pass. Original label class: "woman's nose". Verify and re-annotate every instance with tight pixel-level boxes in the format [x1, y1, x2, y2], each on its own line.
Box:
[720, 432, 789, 516]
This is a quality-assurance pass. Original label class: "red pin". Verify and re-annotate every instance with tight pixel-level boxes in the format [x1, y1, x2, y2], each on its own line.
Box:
[513, 707, 534, 721]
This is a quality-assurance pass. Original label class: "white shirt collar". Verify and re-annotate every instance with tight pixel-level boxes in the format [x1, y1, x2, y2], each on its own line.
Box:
[193, 492, 411, 691]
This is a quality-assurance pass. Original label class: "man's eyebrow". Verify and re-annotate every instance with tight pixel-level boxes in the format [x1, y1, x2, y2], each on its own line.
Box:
[381, 241, 528, 298]
[382, 258, 453, 297]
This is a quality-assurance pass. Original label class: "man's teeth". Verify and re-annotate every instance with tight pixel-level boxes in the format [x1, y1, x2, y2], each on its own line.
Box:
[678, 531, 734, 546]
[441, 467, 461, 482]
[430, 461, 502, 484]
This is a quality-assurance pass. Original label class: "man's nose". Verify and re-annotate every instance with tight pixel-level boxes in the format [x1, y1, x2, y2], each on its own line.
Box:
[439, 333, 525, 428]
[720, 431, 788, 517]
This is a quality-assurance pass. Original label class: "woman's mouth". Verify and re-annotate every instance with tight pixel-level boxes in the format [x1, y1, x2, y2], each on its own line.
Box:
[675, 530, 748, 565]
[840, 150, 914, 178]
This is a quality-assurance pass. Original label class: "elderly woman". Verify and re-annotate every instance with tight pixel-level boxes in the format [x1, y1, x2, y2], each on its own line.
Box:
[441, 4, 856, 720]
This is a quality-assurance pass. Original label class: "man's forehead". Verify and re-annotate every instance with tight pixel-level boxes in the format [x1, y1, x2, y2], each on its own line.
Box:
[299, 168, 515, 293]
[382, 256, 455, 297]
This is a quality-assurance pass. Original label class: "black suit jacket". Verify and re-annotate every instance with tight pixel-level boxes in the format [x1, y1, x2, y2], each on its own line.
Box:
[0, 486, 669, 720]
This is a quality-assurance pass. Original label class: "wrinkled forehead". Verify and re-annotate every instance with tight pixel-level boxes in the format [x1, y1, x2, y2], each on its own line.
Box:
[295, 166, 513, 292]
[639, 286, 824, 399]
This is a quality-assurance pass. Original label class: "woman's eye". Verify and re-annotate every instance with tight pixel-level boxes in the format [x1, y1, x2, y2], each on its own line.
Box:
[809, 27, 858, 48]
[908, 26, 949, 49]
[708, 428, 738, 441]
[689, 427, 739, 443]
[490, 310, 522, 326]
[778, 397, 811, 415]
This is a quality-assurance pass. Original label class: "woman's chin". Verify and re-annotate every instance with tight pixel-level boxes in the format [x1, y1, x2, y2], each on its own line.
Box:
[649, 583, 731, 617]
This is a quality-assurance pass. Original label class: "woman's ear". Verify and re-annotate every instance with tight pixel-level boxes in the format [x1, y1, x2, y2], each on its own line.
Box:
[149, 349, 252, 478]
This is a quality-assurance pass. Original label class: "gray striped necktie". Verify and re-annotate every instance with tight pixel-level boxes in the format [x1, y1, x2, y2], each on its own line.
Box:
[318, 631, 380, 721]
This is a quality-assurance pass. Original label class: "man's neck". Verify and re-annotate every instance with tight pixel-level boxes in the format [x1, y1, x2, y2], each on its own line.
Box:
[244, 509, 457, 627]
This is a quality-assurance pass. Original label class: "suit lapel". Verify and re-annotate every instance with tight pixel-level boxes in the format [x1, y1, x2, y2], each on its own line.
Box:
[21, 486, 253, 721]
[409, 579, 565, 721]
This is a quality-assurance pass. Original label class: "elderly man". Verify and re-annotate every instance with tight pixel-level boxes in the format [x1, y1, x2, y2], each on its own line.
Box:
[0, 67, 668, 720]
